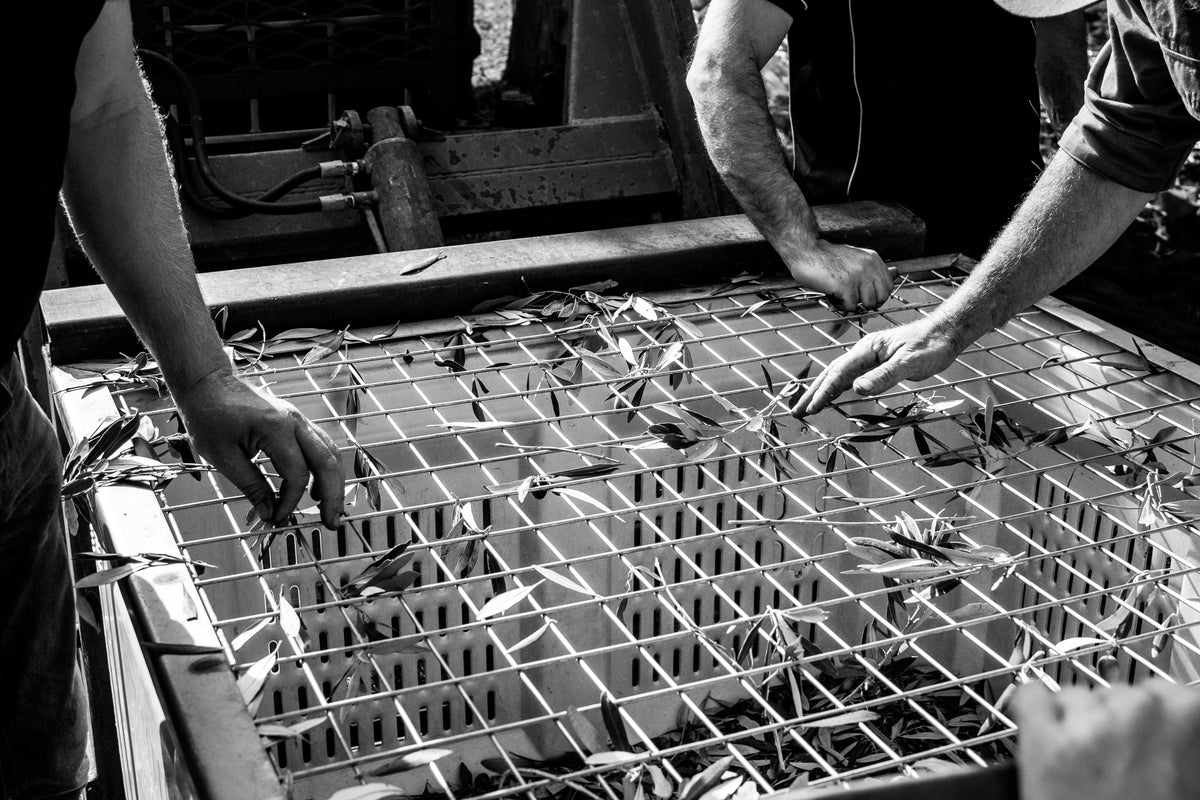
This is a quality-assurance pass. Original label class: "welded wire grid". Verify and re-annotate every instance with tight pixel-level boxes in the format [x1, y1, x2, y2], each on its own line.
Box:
[133, 0, 444, 135]
[88, 266, 1200, 800]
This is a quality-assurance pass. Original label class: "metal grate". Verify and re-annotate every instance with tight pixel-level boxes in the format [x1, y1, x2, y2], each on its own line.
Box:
[69, 266, 1200, 799]
[131, 0, 459, 136]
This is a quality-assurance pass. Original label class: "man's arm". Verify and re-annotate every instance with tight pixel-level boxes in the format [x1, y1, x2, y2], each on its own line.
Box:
[791, 150, 1151, 416]
[61, 0, 344, 528]
[685, 0, 893, 311]
[1014, 680, 1200, 800]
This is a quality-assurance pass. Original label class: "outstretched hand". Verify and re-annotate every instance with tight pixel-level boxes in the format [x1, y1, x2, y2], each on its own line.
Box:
[786, 241, 896, 312]
[174, 370, 344, 530]
[790, 317, 964, 417]
[1014, 680, 1200, 800]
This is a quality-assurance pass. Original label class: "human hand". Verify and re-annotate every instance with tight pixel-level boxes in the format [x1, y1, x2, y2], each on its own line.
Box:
[1014, 680, 1200, 800]
[785, 240, 895, 312]
[174, 370, 344, 529]
[790, 317, 963, 417]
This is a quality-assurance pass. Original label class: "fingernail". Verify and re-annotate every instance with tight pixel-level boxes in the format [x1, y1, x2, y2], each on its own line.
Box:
[256, 501, 273, 522]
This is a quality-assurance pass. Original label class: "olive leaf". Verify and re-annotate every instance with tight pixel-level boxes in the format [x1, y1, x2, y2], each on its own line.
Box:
[342, 541, 416, 598]
[509, 620, 554, 653]
[397, 251, 447, 276]
[477, 581, 543, 620]
[236, 649, 277, 709]
[325, 783, 405, 800]
[368, 747, 454, 776]
[532, 565, 599, 598]
[231, 616, 275, 651]
[801, 709, 880, 728]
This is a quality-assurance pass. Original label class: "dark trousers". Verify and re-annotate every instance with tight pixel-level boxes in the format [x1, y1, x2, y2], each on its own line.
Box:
[0, 356, 89, 799]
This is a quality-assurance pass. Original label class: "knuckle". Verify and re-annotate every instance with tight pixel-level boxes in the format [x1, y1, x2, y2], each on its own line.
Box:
[316, 449, 340, 472]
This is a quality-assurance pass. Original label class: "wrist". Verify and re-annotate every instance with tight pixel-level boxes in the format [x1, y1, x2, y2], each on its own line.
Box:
[924, 309, 974, 355]
[772, 226, 822, 267]
[170, 358, 237, 405]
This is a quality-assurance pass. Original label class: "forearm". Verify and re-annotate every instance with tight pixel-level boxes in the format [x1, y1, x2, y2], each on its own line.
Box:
[929, 151, 1152, 347]
[688, 49, 819, 261]
[62, 60, 229, 393]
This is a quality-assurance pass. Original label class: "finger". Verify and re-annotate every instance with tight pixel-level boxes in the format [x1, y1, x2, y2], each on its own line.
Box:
[260, 430, 312, 524]
[832, 283, 859, 314]
[792, 339, 883, 417]
[859, 280, 878, 311]
[851, 353, 910, 397]
[1012, 682, 1055, 728]
[210, 446, 276, 523]
[296, 422, 345, 530]
[874, 265, 896, 307]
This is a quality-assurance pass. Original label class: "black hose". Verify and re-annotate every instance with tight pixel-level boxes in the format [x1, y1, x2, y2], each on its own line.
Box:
[138, 48, 327, 215]
[165, 116, 329, 218]
[164, 114, 245, 219]
[260, 165, 323, 202]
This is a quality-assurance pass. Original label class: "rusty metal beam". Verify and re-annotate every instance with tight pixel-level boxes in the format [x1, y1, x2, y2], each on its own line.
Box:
[567, 0, 646, 120]
[181, 114, 678, 266]
[615, 0, 738, 219]
[42, 202, 923, 362]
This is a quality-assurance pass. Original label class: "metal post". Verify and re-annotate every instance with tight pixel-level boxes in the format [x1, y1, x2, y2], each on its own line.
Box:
[364, 106, 444, 253]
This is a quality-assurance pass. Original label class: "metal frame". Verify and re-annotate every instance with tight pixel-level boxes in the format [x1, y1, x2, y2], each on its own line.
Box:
[44, 212, 1199, 800]
[133, 0, 737, 269]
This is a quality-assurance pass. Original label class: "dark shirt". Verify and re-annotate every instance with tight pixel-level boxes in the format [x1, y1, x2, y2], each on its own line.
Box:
[761, 0, 1044, 256]
[1059, 0, 1200, 192]
[7, 2, 107, 366]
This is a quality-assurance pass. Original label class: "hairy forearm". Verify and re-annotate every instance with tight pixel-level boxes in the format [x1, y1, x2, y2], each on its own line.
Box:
[62, 64, 230, 393]
[688, 49, 819, 261]
[929, 152, 1152, 347]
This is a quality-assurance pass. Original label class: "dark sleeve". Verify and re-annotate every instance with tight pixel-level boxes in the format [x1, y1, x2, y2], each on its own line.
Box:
[1057, 6, 1200, 193]
[759, 0, 804, 19]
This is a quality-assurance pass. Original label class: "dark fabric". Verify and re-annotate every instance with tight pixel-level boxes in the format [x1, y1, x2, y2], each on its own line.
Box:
[2, 3, 105, 795]
[763, 0, 1044, 257]
[1059, 0, 1200, 192]
[0, 357, 90, 799]
[5, 1, 107, 368]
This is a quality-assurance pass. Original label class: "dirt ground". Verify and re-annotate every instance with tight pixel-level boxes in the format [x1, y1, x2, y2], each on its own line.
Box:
[470, 1, 1199, 361]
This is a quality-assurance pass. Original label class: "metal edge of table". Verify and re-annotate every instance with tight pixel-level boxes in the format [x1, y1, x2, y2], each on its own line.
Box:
[52, 368, 283, 800]
[40, 201, 925, 364]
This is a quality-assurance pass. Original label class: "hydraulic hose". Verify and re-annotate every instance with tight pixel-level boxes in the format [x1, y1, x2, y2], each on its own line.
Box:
[139, 48, 366, 216]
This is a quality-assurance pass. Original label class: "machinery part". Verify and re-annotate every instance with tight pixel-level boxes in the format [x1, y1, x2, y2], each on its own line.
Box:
[398, 105, 423, 140]
[164, 113, 369, 221]
[130, 0, 466, 134]
[330, 111, 368, 160]
[144, 48, 375, 219]
[129, 0, 733, 270]
[364, 106, 444, 252]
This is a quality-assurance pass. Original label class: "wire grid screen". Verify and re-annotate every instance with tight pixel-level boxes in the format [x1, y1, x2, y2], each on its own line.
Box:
[85, 267, 1200, 800]
[132, 0, 444, 135]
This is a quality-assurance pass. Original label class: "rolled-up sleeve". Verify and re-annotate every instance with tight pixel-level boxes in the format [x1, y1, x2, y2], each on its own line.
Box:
[1059, 10, 1200, 193]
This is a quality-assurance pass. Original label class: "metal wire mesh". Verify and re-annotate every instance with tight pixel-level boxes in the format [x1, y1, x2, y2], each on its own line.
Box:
[75, 266, 1200, 800]
[132, 0, 455, 135]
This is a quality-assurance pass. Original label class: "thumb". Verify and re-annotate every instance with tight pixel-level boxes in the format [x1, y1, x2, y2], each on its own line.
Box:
[208, 445, 277, 522]
[853, 359, 905, 396]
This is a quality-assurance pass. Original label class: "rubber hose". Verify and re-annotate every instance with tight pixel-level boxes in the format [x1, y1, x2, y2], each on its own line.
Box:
[138, 48, 326, 215]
